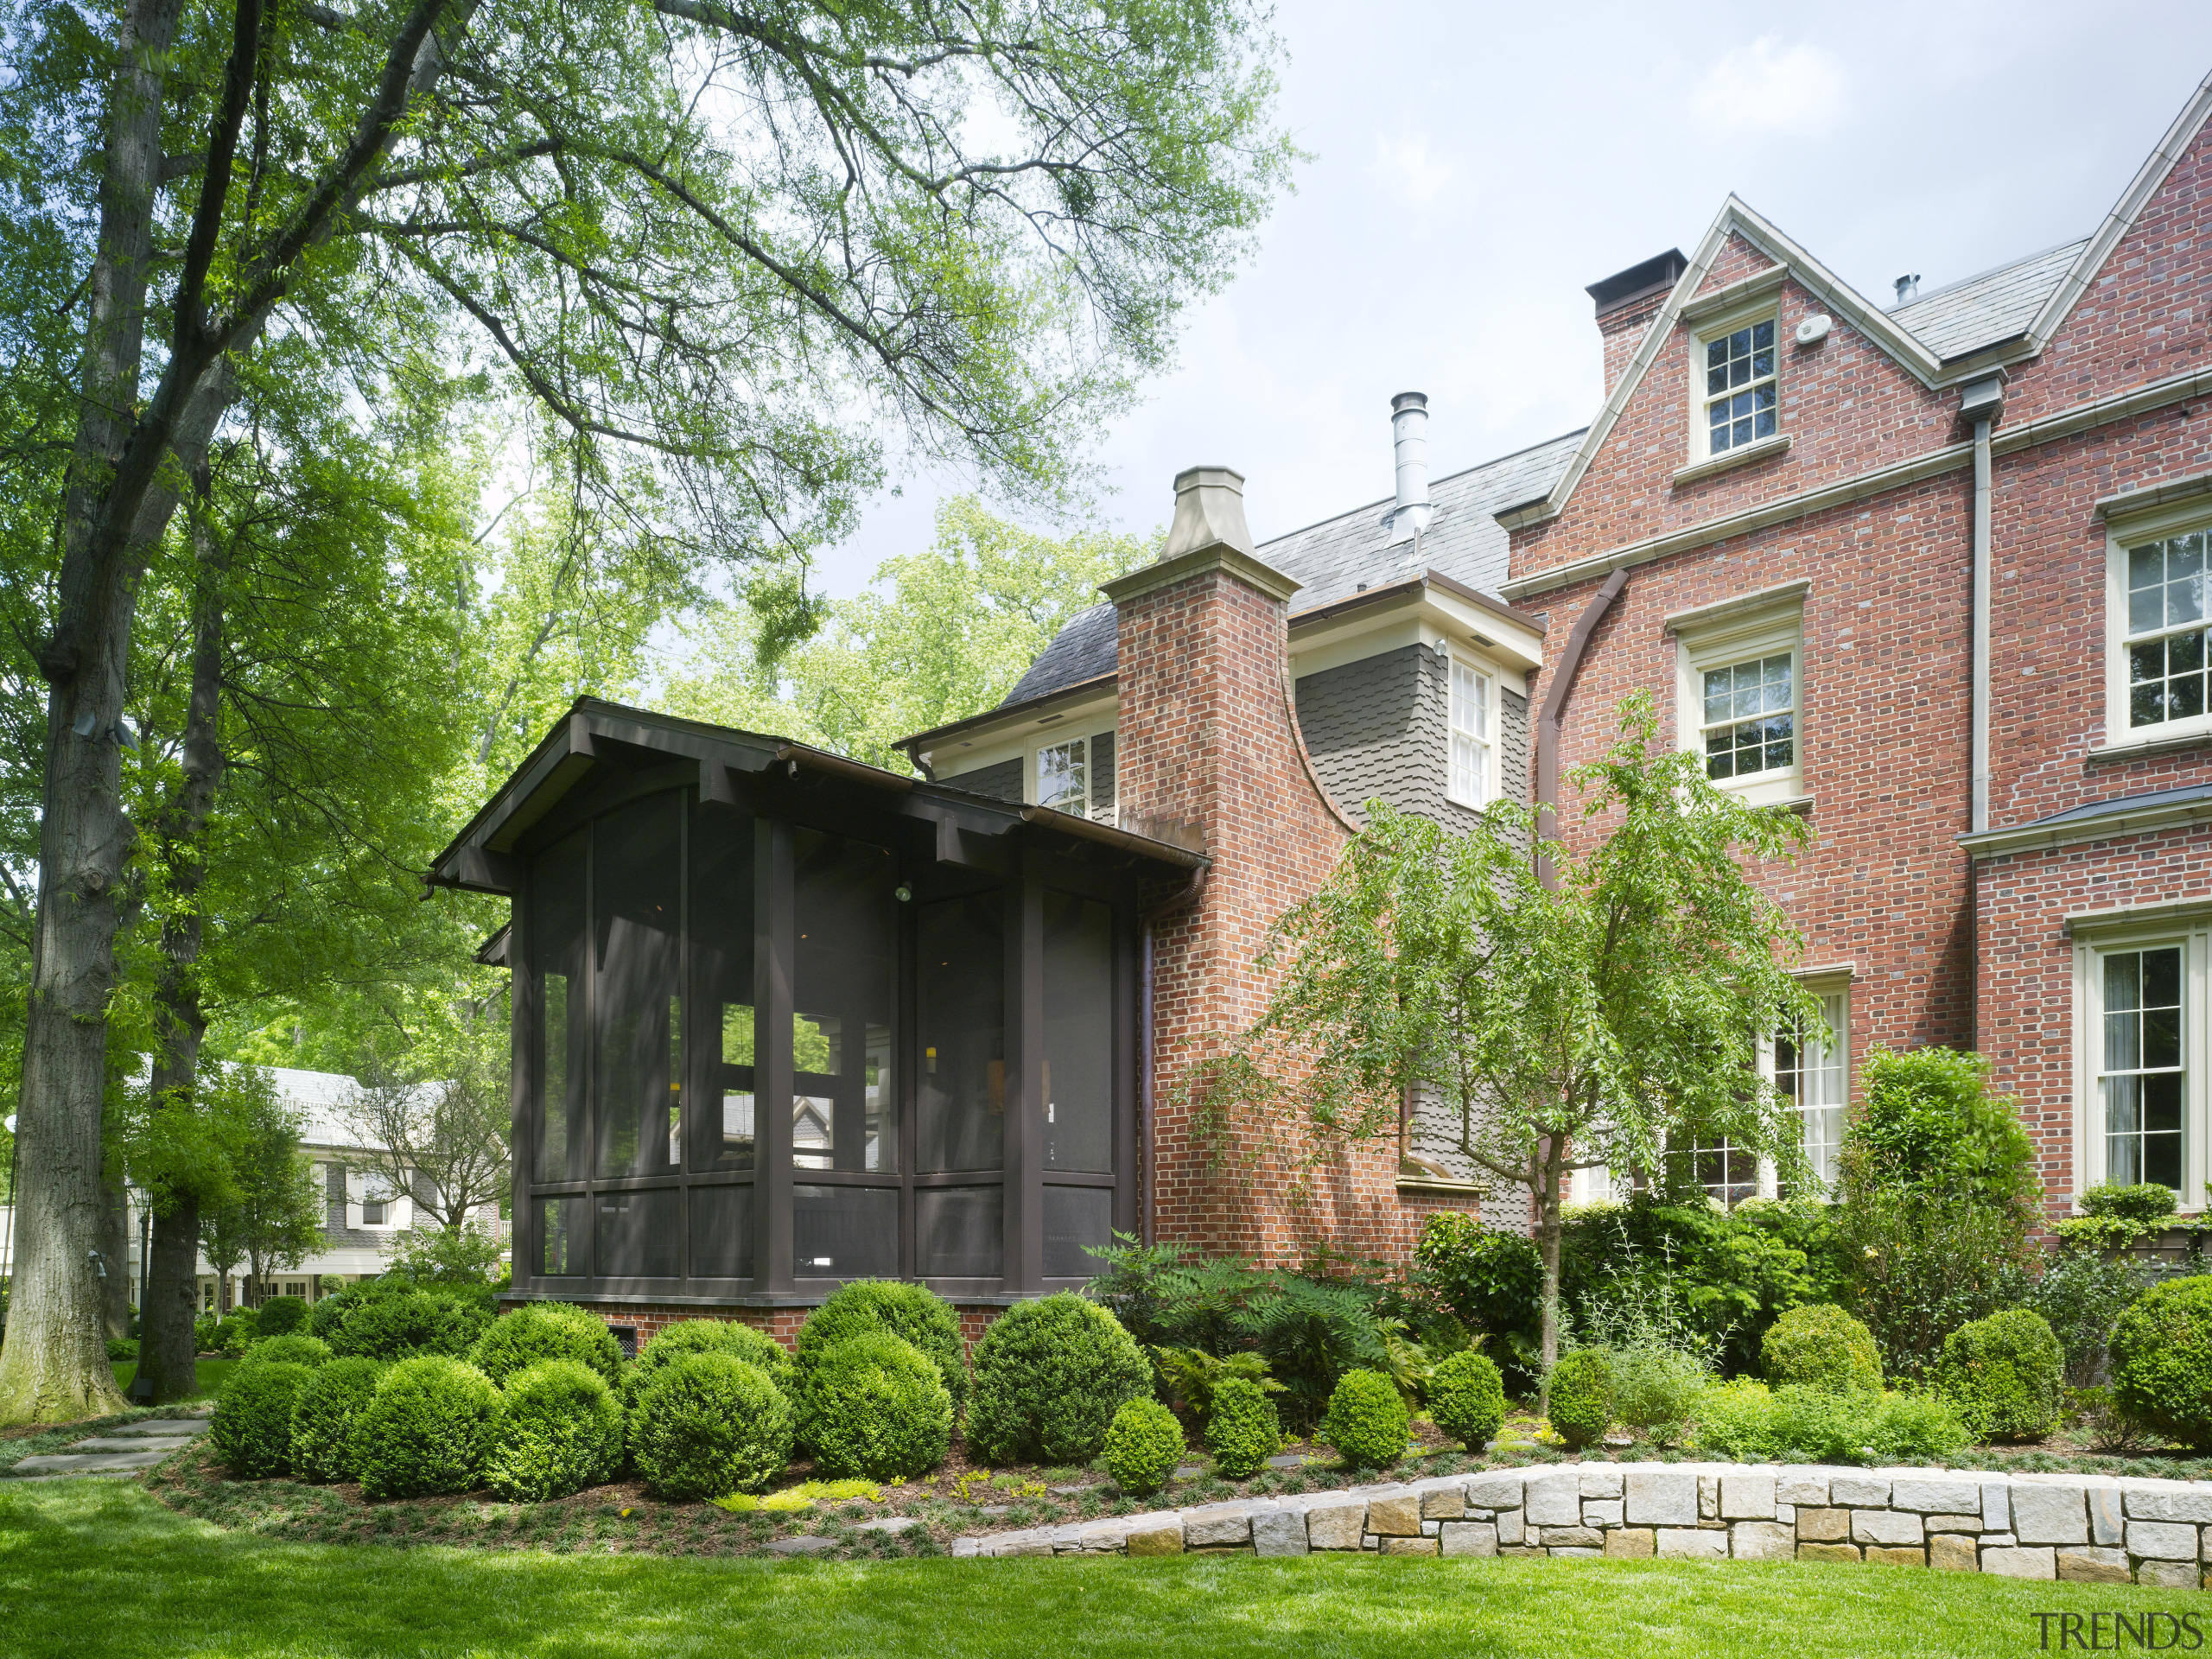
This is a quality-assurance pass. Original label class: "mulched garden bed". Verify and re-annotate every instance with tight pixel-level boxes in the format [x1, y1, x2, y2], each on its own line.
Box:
[135, 1403, 2212, 1563]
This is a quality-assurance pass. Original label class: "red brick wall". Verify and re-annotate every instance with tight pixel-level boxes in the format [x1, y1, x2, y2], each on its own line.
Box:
[1599, 289, 1669, 400]
[1116, 554, 1482, 1264]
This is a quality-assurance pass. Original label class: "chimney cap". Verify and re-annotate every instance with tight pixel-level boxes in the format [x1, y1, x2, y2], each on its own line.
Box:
[1162, 465, 1255, 560]
[1391, 390, 1429, 415]
[1586, 249, 1688, 317]
[1894, 273, 1922, 304]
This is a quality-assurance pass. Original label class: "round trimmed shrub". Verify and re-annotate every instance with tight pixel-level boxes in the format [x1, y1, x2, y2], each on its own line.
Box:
[626, 1319, 795, 1408]
[469, 1302, 623, 1389]
[352, 1355, 502, 1498]
[239, 1333, 333, 1371]
[327, 1287, 491, 1363]
[965, 1293, 1151, 1465]
[1761, 1303, 1884, 1394]
[1205, 1376, 1281, 1478]
[1934, 1307, 2064, 1442]
[212, 1361, 315, 1478]
[801, 1332, 951, 1481]
[289, 1357, 386, 1483]
[484, 1359, 626, 1502]
[630, 1352, 794, 1499]
[2111, 1274, 2212, 1449]
[1426, 1348, 1507, 1451]
[254, 1295, 309, 1337]
[1320, 1368, 1408, 1469]
[796, 1281, 968, 1414]
[1547, 1349, 1611, 1449]
[1103, 1398, 1186, 1496]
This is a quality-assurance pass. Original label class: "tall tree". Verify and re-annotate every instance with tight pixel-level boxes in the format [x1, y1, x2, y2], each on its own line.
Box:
[0, 0, 1290, 1421]
[1196, 698, 1821, 1413]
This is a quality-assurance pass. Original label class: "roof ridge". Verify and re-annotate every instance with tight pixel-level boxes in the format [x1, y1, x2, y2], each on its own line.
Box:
[1254, 426, 1589, 553]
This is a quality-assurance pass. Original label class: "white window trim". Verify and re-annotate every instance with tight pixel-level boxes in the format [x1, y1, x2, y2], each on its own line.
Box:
[1674, 601, 1806, 808]
[1687, 295, 1783, 466]
[1754, 975, 1850, 1202]
[1445, 651, 1496, 809]
[352, 1169, 408, 1231]
[2072, 916, 2207, 1212]
[1029, 730, 1115, 822]
[2102, 499, 2212, 753]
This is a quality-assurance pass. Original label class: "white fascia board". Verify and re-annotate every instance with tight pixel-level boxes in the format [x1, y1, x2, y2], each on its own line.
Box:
[928, 689, 1119, 781]
[1503, 198, 1943, 537]
[1421, 585, 1544, 675]
[2025, 69, 2212, 353]
[1288, 585, 1542, 683]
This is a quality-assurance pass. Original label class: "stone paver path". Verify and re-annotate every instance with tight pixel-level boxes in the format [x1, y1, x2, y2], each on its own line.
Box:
[5, 1414, 209, 1479]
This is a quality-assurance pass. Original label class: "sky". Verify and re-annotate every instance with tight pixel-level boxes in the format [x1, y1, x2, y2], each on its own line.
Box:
[802, 1, 2212, 601]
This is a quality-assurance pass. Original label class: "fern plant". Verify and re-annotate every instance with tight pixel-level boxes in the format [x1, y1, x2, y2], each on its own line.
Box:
[1151, 1347, 1284, 1426]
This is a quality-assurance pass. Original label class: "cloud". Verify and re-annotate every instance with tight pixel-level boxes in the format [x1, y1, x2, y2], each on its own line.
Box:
[1686, 36, 1848, 135]
[1369, 129, 1459, 211]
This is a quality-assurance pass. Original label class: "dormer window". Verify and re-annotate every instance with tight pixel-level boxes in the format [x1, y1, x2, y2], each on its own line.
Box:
[1705, 319, 1777, 454]
[1037, 739, 1086, 812]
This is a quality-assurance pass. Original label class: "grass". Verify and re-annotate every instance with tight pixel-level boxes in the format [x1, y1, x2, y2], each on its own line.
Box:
[0, 1478, 2198, 1658]
[108, 1358, 235, 1401]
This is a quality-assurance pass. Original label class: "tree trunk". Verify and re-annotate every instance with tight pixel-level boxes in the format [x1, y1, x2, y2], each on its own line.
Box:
[141, 1196, 201, 1395]
[1534, 1137, 1565, 1421]
[99, 1173, 131, 1340]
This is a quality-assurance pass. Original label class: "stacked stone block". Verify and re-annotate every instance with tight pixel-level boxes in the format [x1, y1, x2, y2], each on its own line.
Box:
[951, 1460, 2212, 1586]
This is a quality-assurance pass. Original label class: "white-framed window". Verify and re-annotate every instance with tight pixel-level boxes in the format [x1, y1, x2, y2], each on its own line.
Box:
[2074, 918, 2206, 1209]
[2117, 521, 2212, 739]
[1700, 315, 1778, 456]
[1772, 986, 1847, 1197]
[1664, 1132, 1761, 1210]
[1674, 604, 1804, 807]
[1037, 737, 1086, 812]
[1447, 656, 1494, 807]
[357, 1171, 398, 1229]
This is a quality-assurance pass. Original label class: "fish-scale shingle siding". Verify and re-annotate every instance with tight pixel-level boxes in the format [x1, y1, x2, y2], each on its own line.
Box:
[1294, 645, 1530, 831]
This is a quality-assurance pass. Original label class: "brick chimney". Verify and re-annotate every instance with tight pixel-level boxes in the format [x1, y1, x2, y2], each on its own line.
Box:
[1586, 248, 1687, 399]
[1104, 467, 1354, 1259]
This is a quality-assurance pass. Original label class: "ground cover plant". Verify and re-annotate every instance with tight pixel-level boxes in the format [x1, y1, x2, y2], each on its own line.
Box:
[10, 1478, 2209, 1659]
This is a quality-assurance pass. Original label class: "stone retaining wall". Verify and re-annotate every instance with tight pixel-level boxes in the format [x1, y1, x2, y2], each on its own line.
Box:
[950, 1462, 2212, 1586]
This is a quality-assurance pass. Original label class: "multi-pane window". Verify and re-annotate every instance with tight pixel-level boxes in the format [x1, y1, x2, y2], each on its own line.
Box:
[1037, 738, 1086, 812]
[1700, 653, 1795, 780]
[2101, 946, 2184, 1192]
[2125, 530, 2209, 729]
[1448, 658, 1492, 806]
[1776, 991, 1847, 1195]
[1666, 1133, 1760, 1210]
[1705, 319, 1777, 454]
[359, 1173, 394, 1226]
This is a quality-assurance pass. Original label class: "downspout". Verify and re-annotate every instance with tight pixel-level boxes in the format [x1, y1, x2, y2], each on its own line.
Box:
[1960, 373, 2006, 1048]
[1535, 567, 1630, 886]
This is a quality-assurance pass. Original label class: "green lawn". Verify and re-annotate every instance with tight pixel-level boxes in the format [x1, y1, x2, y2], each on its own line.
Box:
[0, 1479, 2198, 1658]
[108, 1358, 235, 1401]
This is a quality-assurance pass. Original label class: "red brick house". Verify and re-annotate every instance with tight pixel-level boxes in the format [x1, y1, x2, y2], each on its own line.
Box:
[434, 71, 2212, 1340]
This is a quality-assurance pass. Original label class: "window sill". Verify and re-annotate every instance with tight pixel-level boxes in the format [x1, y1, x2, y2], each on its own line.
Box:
[2086, 728, 2212, 764]
[1673, 433, 1791, 488]
[1396, 1175, 1491, 1200]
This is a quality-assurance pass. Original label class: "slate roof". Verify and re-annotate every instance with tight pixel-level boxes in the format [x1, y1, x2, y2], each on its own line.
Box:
[1889, 238, 2088, 362]
[1000, 429, 1586, 708]
[2014, 779, 2212, 830]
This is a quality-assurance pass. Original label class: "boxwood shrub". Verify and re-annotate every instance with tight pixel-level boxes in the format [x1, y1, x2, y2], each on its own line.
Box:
[1320, 1367, 1407, 1469]
[352, 1355, 502, 1499]
[239, 1333, 332, 1370]
[1693, 1378, 1970, 1463]
[1205, 1376, 1281, 1478]
[254, 1295, 309, 1337]
[625, 1319, 796, 1407]
[1103, 1398, 1186, 1496]
[1761, 1303, 1884, 1393]
[484, 1359, 626, 1502]
[1548, 1349, 1611, 1449]
[801, 1332, 951, 1481]
[1426, 1348, 1506, 1451]
[325, 1287, 491, 1363]
[1934, 1307, 2064, 1442]
[965, 1293, 1151, 1465]
[212, 1360, 315, 1478]
[630, 1352, 794, 1500]
[469, 1302, 623, 1389]
[2110, 1274, 2212, 1449]
[289, 1357, 386, 1483]
[796, 1281, 968, 1414]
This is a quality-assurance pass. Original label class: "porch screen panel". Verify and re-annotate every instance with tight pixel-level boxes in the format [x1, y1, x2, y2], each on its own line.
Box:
[918, 1185, 1002, 1278]
[532, 830, 588, 1184]
[689, 1184, 754, 1279]
[594, 796, 683, 1180]
[539, 1194, 588, 1276]
[792, 831, 898, 1174]
[690, 800, 757, 1170]
[792, 1184, 899, 1278]
[1043, 893, 1113, 1173]
[917, 892, 1005, 1173]
[596, 1187, 681, 1279]
[1043, 1185, 1112, 1278]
